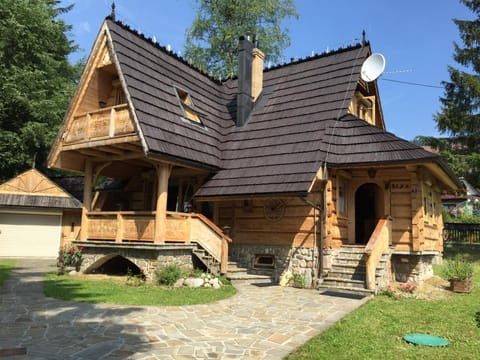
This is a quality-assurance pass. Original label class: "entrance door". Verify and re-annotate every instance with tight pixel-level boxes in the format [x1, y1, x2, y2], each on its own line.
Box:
[355, 183, 383, 244]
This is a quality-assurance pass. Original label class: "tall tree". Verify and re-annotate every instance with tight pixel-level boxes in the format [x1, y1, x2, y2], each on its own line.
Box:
[434, 0, 480, 187]
[184, 0, 298, 79]
[0, 0, 82, 181]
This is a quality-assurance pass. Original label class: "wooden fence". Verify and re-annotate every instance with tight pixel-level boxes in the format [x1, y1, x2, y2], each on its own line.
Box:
[443, 223, 480, 244]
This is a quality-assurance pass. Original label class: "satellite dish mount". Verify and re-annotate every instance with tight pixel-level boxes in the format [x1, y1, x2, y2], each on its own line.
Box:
[360, 53, 386, 82]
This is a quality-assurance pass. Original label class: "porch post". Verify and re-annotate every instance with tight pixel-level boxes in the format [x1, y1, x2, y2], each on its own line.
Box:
[80, 159, 93, 241]
[154, 163, 172, 243]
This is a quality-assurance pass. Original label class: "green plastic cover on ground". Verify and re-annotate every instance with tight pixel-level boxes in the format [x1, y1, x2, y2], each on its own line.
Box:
[403, 333, 449, 347]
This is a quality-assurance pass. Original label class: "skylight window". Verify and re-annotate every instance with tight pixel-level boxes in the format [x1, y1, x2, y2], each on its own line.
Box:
[174, 87, 201, 124]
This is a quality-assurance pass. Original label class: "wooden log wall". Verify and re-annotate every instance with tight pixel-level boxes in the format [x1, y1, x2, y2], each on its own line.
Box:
[328, 167, 444, 252]
[217, 196, 321, 248]
[60, 210, 82, 250]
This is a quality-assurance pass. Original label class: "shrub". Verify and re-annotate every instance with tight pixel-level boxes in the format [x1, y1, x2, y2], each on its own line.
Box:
[60, 244, 84, 267]
[292, 271, 305, 288]
[126, 267, 146, 287]
[156, 264, 185, 286]
[442, 255, 474, 281]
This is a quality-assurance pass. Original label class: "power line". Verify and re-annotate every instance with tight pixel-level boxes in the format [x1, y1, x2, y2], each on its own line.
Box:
[381, 77, 443, 89]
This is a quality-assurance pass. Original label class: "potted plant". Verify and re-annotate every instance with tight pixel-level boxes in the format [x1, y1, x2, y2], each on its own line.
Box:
[442, 256, 474, 293]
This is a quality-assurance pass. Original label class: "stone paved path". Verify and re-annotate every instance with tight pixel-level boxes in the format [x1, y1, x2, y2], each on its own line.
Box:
[0, 259, 370, 359]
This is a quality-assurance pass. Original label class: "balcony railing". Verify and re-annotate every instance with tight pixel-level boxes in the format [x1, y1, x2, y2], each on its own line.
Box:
[64, 104, 133, 144]
[84, 211, 231, 273]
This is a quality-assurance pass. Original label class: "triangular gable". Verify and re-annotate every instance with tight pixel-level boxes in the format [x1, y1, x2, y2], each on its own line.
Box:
[0, 169, 71, 198]
[48, 20, 145, 173]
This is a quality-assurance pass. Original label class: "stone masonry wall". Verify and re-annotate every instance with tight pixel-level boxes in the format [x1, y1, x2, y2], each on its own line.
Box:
[230, 244, 319, 287]
[78, 244, 194, 282]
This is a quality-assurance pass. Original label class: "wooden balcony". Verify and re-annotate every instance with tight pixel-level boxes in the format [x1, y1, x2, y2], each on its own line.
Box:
[63, 104, 134, 144]
[84, 211, 231, 273]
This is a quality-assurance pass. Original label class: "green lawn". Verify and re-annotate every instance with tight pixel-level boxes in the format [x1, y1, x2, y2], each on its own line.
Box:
[44, 273, 237, 306]
[287, 248, 480, 360]
[0, 259, 16, 287]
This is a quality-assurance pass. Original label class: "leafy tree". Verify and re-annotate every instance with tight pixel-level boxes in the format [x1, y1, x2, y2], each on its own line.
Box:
[0, 0, 82, 181]
[434, 0, 480, 187]
[184, 0, 298, 79]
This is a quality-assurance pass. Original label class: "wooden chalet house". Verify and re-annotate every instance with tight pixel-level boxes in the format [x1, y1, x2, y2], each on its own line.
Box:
[48, 17, 459, 292]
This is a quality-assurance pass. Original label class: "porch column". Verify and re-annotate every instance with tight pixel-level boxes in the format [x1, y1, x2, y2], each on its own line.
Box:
[410, 168, 424, 251]
[80, 159, 93, 241]
[154, 163, 172, 243]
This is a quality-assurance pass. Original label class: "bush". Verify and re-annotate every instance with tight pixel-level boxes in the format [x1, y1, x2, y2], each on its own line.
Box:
[442, 255, 474, 280]
[156, 264, 185, 286]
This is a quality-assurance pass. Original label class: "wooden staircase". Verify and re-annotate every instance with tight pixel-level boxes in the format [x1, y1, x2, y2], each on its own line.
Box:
[192, 245, 221, 274]
[319, 245, 390, 295]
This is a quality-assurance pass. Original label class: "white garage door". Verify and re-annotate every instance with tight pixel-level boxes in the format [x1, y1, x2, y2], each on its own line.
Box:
[0, 212, 61, 258]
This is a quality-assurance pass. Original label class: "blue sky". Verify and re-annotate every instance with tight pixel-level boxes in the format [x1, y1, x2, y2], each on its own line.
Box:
[59, 0, 473, 141]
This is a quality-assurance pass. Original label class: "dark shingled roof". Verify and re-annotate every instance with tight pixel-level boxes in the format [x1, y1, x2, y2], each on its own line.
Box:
[0, 194, 82, 209]
[104, 19, 457, 198]
[51, 176, 84, 202]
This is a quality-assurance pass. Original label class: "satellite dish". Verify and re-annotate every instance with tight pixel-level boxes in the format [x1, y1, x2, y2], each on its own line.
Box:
[360, 53, 386, 82]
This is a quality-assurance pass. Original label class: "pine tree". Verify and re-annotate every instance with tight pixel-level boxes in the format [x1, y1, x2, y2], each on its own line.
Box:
[434, 0, 480, 187]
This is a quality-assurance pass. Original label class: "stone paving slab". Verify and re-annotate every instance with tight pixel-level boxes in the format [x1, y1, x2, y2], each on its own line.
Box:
[0, 259, 370, 359]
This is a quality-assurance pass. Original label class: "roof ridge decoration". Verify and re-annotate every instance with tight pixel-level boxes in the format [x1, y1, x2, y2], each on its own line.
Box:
[104, 16, 369, 83]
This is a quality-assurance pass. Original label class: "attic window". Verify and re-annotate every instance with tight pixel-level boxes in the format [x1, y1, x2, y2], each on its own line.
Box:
[174, 87, 202, 124]
[349, 92, 376, 125]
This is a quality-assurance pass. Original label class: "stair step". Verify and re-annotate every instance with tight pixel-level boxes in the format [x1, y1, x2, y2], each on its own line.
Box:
[321, 277, 366, 289]
[227, 273, 274, 283]
[318, 285, 375, 296]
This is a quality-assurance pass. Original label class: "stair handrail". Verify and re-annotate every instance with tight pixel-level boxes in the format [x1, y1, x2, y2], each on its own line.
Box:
[190, 213, 232, 274]
[365, 216, 392, 290]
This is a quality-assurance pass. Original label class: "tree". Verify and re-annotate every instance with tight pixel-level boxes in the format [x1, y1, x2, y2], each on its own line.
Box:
[0, 0, 82, 181]
[434, 0, 480, 187]
[184, 0, 298, 79]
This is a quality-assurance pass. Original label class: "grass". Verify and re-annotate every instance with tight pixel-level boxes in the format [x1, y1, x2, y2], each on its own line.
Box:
[287, 247, 480, 360]
[44, 273, 237, 306]
[0, 259, 16, 287]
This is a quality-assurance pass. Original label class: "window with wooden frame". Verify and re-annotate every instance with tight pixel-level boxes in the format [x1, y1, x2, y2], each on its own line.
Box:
[337, 176, 347, 216]
[174, 87, 202, 124]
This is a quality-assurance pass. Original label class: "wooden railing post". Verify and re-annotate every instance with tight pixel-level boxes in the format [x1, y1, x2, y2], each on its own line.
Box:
[365, 216, 392, 290]
[220, 237, 228, 274]
[116, 213, 123, 242]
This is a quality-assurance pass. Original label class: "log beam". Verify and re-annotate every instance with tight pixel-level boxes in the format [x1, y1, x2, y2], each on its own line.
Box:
[80, 159, 93, 241]
[154, 163, 172, 243]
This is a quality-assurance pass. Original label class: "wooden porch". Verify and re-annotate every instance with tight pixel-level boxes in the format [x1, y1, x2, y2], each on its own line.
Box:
[81, 210, 231, 273]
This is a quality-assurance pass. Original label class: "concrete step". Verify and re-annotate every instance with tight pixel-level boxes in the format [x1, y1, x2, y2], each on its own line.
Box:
[318, 284, 375, 296]
[228, 273, 274, 283]
[321, 276, 367, 290]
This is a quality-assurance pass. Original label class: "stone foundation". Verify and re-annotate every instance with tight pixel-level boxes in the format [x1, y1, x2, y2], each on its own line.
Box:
[77, 242, 195, 282]
[391, 252, 441, 282]
[230, 244, 319, 287]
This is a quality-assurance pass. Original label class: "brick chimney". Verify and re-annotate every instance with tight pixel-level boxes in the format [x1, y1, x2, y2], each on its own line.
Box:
[236, 36, 264, 127]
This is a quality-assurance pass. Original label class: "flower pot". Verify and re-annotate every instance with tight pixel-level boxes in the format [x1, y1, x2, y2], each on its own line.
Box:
[450, 278, 473, 293]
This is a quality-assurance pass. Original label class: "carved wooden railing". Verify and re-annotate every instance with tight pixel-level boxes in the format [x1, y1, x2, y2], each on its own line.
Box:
[365, 216, 392, 290]
[84, 211, 231, 273]
[64, 104, 132, 144]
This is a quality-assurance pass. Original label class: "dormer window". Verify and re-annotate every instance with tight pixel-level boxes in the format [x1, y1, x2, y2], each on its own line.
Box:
[349, 92, 376, 125]
[174, 87, 201, 124]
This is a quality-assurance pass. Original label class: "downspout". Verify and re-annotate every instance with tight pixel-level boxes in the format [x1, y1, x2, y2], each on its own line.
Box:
[299, 167, 328, 284]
